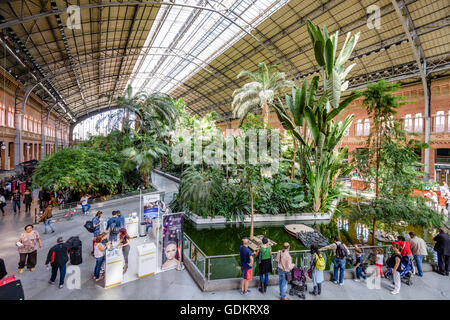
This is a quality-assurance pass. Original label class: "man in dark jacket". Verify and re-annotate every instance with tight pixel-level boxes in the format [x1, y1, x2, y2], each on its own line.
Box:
[45, 237, 71, 288]
[433, 229, 450, 276]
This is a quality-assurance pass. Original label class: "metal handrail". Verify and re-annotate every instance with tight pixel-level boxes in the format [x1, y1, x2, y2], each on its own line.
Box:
[184, 237, 438, 281]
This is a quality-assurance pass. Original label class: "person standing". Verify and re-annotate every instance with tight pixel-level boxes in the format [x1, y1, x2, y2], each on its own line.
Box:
[353, 247, 366, 282]
[433, 229, 450, 276]
[117, 228, 130, 274]
[309, 243, 324, 296]
[389, 243, 403, 295]
[91, 211, 103, 255]
[93, 234, 110, 281]
[17, 224, 42, 273]
[80, 194, 91, 214]
[117, 210, 125, 228]
[239, 238, 253, 296]
[254, 237, 272, 293]
[320, 236, 349, 285]
[11, 189, 21, 214]
[276, 242, 295, 300]
[408, 232, 428, 277]
[45, 237, 71, 289]
[40, 204, 55, 234]
[23, 189, 33, 214]
[375, 247, 385, 278]
[0, 192, 6, 216]
[106, 211, 120, 242]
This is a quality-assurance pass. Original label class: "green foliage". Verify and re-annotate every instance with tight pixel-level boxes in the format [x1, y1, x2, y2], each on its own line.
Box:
[350, 80, 443, 233]
[33, 147, 121, 195]
[273, 20, 360, 212]
[254, 176, 307, 215]
[349, 196, 444, 231]
[232, 62, 293, 124]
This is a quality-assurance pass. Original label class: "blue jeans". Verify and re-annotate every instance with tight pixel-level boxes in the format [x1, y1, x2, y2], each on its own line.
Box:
[259, 272, 269, 285]
[356, 266, 366, 280]
[94, 256, 105, 279]
[333, 257, 346, 284]
[44, 219, 54, 232]
[278, 268, 288, 299]
[82, 203, 91, 213]
[13, 200, 20, 212]
[50, 264, 66, 285]
[414, 255, 424, 277]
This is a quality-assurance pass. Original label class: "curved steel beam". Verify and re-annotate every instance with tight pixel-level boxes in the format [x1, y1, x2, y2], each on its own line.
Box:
[45, 72, 223, 117]
[0, 1, 291, 79]
[391, 0, 430, 179]
[18, 50, 234, 121]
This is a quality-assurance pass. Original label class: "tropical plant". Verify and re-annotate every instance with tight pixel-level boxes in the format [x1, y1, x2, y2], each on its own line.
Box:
[232, 62, 294, 125]
[350, 80, 442, 243]
[122, 129, 168, 188]
[178, 166, 224, 217]
[33, 147, 121, 196]
[273, 21, 361, 212]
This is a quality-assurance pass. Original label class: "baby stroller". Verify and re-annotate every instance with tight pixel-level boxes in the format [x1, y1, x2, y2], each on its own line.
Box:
[288, 267, 307, 299]
[384, 256, 414, 286]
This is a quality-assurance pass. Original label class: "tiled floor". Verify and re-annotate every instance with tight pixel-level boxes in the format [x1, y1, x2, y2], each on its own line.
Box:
[1, 175, 448, 300]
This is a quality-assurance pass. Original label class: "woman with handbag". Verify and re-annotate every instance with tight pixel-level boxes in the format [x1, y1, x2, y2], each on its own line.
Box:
[276, 242, 295, 300]
[17, 224, 42, 273]
[308, 243, 325, 296]
[255, 237, 272, 294]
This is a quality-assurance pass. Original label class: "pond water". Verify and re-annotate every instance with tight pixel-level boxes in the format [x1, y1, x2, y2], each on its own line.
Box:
[183, 201, 437, 280]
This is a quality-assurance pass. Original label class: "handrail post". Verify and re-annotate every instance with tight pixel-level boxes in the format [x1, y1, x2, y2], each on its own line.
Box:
[208, 258, 211, 281]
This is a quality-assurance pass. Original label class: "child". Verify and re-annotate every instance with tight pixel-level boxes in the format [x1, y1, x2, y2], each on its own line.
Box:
[375, 247, 384, 278]
[354, 247, 366, 282]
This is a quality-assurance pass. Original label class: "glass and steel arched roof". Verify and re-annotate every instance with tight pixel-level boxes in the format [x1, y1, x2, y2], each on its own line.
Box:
[0, 0, 448, 124]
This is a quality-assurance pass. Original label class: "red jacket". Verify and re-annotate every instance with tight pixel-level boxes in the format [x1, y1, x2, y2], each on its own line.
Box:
[392, 240, 412, 256]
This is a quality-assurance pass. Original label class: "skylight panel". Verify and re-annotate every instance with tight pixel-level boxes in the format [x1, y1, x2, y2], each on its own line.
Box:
[128, 0, 288, 97]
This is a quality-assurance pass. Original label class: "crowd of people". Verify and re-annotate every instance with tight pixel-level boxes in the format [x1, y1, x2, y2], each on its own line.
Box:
[239, 228, 450, 299]
[0, 208, 132, 289]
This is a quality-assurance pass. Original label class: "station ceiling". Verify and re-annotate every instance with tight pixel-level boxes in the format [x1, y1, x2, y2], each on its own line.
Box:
[0, 0, 448, 124]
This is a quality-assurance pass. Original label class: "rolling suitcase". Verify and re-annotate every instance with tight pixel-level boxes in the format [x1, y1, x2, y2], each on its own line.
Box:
[0, 279, 24, 300]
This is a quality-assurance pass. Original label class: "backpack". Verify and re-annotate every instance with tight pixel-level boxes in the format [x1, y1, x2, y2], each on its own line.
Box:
[315, 253, 325, 271]
[387, 254, 402, 269]
[335, 243, 347, 259]
[84, 220, 95, 233]
[110, 220, 120, 235]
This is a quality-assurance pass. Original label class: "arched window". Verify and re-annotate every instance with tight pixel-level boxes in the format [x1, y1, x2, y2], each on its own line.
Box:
[404, 114, 412, 132]
[356, 119, 363, 136]
[363, 119, 370, 136]
[23, 115, 28, 131]
[436, 111, 445, 132]
[7, 106, 14, 127]
[414, 113, 422, 132]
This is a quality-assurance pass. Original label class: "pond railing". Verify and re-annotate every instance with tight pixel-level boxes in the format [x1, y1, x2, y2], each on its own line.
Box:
[183, 233, 437, 282]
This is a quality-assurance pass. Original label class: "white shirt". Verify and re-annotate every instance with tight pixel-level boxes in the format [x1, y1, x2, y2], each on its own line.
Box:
[80, 196, 89, 205]
[376, 254, 384, 265]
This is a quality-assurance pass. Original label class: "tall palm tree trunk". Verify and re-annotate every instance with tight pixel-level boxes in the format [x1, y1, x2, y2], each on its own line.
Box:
[262, 102, 269, 125]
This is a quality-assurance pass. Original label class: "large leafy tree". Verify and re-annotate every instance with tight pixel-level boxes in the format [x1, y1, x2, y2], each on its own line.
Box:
[33, 147, 121, 196]
[122, 129, 168, 188]
[232, 62, 293, 125]
[273, 21, 360, 212]
[351, 80, 443, 243]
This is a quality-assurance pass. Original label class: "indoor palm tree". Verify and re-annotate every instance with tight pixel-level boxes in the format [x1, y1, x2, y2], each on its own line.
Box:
[122, 129, 168, 188]
[232, 62, 293, 125]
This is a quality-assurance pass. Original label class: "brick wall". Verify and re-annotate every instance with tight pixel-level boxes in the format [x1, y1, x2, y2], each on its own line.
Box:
[217, 78, 450, 181]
